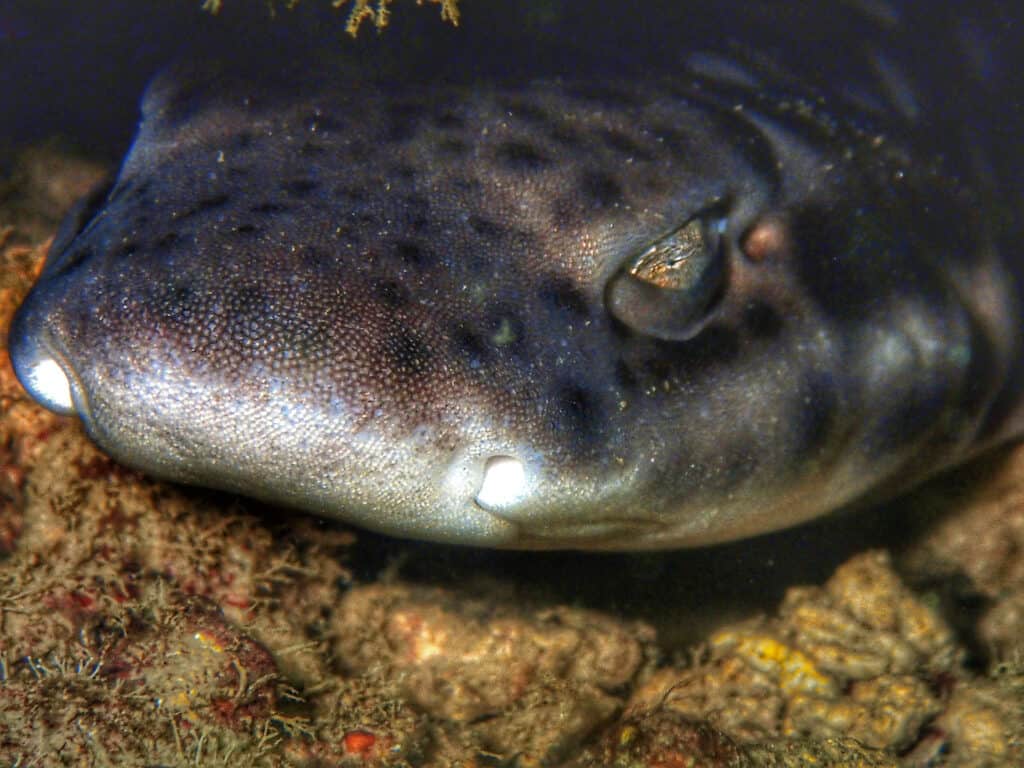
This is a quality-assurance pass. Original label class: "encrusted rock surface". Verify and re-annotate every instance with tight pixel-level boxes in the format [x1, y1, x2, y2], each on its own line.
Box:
[2, 138, 1023, 768]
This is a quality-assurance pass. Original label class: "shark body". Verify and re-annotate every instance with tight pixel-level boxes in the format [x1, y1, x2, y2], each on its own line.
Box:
[9, 2, 1023, 548]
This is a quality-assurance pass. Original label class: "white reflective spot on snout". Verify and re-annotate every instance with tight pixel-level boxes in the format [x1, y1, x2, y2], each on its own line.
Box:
[474, 455, 528, 511]
[25, 357, 75, 414]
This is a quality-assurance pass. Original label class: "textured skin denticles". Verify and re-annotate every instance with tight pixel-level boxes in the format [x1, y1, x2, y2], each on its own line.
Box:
[8, 63, 1018, 548]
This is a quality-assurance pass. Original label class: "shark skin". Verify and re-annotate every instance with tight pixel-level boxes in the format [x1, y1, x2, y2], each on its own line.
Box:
[8, 2, 1024, 549]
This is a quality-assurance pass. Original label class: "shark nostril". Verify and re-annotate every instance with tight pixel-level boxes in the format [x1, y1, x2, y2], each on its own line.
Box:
[474, 455, 529, 512]
[17, 355, 76, 415]
[8, 307, 78, 416]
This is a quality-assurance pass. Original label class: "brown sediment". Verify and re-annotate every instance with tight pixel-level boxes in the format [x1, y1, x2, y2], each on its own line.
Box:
[1, 142, 1022, 767]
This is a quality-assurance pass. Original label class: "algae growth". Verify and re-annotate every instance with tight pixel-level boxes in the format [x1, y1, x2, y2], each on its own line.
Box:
[201, 0, 460, 36]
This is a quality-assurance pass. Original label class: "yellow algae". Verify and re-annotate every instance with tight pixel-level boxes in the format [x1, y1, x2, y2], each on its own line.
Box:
[202, 0, 460, 36]
[711, 629, 837, 698]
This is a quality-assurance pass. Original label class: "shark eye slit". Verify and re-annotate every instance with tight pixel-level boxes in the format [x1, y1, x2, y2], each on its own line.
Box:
[605, 208, 727, 341]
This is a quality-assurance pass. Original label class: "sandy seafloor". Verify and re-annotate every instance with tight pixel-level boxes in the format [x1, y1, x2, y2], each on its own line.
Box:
[2, 4, 1024, 767]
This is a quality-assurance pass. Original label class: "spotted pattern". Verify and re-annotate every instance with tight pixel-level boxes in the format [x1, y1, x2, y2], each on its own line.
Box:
[8, 49, 1021, 550]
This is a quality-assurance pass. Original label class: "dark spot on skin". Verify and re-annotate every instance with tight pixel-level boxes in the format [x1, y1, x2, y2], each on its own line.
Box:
[392, 164, 417, 181]
[134, 214, 150, 229]
[171, 193, 229, 222]
[300, 141, 326, 156]
[437, 138, 468, 155]
[469, 215, 508, 240]
[114, 241, 139, 260]
[434, 111, 465, 130]
[386, 101, 426, 143]
[550, 196, 581, 228]
[373, 279, 411, 309]
[453, 176, 483, 195]
[713, 447, 760, 490]
[452, 324, 491, 368]
[294, 245, 328, 270]
[249, 202, 290, 215]
[743, 301, 783, 339]
[231, 132, 254, 151]
[403, 195, 431, 220]
[385, 327, 432, 377]
[580, 169, 624, 208]
[394, 239, 433, 267]
[494, 141, 551, 172]
[793, 373, 838, 461]
[637, 352, 673, 386]
[232, 224, 260, 236]
[551, 382, 603, 444]
[335, 186, 369, 205]
[227, 167, 249, 179]
[282, 179, 320, 197]
[202, 193, 229, 209]
[600, 129, 656, 161]
[339, 228, 364, 247]
[154, 232, 180, 250]
[512, 227, 540, 252]
[642, 176, 671, 196]
[167, 280, 194, 307]
[549, 123, 581, 147]
[538, 278, 590, 320]
[614, 360, 639, 392]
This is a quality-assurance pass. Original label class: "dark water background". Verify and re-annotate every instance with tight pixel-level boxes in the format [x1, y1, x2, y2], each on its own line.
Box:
[3, 1, 1019, 159]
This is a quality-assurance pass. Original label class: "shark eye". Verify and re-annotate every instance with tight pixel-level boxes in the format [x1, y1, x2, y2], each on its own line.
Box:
[605, 211, 726, 341]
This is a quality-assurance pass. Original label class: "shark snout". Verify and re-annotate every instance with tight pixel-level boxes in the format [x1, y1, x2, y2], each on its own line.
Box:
[8, 299, 81, 416]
